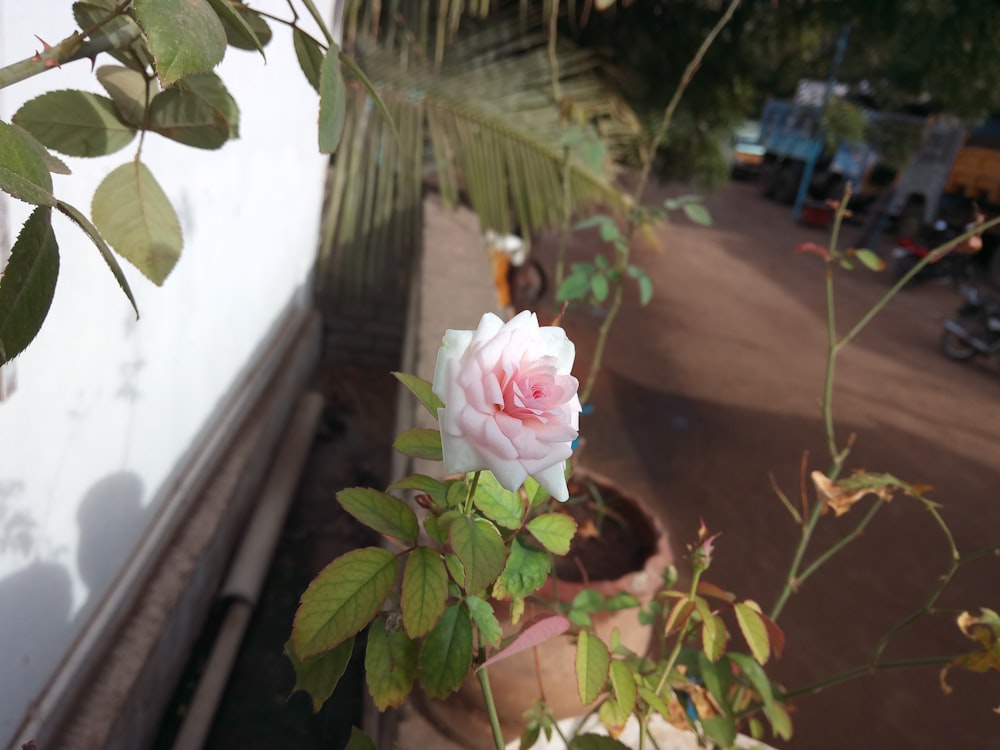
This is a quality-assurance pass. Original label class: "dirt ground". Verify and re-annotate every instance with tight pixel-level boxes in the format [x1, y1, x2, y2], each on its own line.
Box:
[157, 180, 1000, 750]
[533, 179, 1000, 749]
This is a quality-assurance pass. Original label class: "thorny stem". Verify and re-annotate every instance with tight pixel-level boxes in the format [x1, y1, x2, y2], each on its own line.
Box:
[771, 205, 1000, 622]
[836, 214, 1000, 352]
[644, 564, 707, 745]
[633, 0, 741, 204]
[580, 281, 623, 405]
[579, 0, 740, 405]
[0, 1, 138, 90]
[777, 655, 955, 702]
[555, 146, 572, 292]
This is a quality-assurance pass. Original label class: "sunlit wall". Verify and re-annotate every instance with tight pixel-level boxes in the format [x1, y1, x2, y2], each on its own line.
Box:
[0, 3, 333, 745]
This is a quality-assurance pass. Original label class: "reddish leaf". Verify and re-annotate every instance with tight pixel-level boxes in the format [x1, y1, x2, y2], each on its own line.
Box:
[481, 615, 570, 668]
[795, 242, 830, 261]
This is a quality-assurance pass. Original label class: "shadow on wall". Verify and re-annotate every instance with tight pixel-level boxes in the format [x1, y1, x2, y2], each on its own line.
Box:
[0, 471, 148, 748]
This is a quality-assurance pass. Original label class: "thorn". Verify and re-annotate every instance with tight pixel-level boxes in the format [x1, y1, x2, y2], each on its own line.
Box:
[34, 35, 54, 51]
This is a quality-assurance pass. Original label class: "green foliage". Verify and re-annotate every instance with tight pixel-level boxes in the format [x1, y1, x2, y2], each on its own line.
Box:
[13, 90, 136, 157]
[365, 615, 419, 710]
[472, 471, 525, 530]
[133, 0, 227, 87]
[337, 487, 419, 543]
[575, 629, 611, 705]
[148, 73, 239, 148]
[292, 546, 399, 658]
[0, 120, 56, 206]
[393, 372, 445, 417]
[392, 428, 443, 460]
[465, 595, 502, 648]
[91, 161, 183, 285]
[318, 43, 347, 153]
[0, 207, 58, 365]
[492, 536, 550, 600]
[344, 727, 377, 750]
[525, 512, 577, 556]
[285, 634, 355, 712]
[418, 604, 474, 699]
[401, 547, 449, 638]
[388, 473, 448, 509]
[449, 516, 506, 595]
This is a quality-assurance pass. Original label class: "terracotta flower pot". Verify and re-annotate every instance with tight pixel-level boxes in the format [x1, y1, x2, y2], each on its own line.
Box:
[415, 470, 672, 749]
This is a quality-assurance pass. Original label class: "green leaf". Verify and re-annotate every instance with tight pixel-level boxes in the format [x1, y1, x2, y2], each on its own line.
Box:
[523, 476, 550, 507]
[55, 200, 139, 318]
[337, 50, 398, 138]
[728, 652, 792, 740]
[465, 595, 502, 648]
[0, 208, 58, 365]
[365, 614, 419, 710]
[12, 123, 70, 176]
[285, 634, 354, 712]
[134, 0, 228, 86]
[627, 266, 653, 305]
[392, 428, 443, 460]
[74, 1, 151, 73]
[567, 590, 604, 628]
[702, 714, 738, 748]
[337, 487, 418, 542]
[839, 257, 855, 271]
[855, 247, 885, 272]
[694, 598, 728, 662]
[598, 697, 629, 736]
[637, 685, 673, 718]
[293, 27, 324, 92]
[473, 471, 524, 529]
[292, 547, 399, 658]
[682, 202, 712, 227]
[388, 474, 448, 509]
[318, 43, 347, 153]
[149, 72, 239, 148]
[590, 273, 609, 302]
[569, 735, 630, 750]
[695, 652, 738, 745]
[609, 660, 637, 717]
[13, 90, 136, 157]
[493, 537, 550, 600]
[96, 65, 151, 129]
[206, 0, 266, 57]
[575, 629, 610, 705]
[344, 727, 377, 750]
[734, 601, 770, 665]
[402, 547, 449, 638]
[91, 161, 183, 285]
[574, 214, 621, 243]
[393, 372, 444, 418]
[526, 513, 577, 556]
[0, 120, 55, 206]
[419, 604, 474, 699]
[556, 271, 592, 302]
[449, 517, 506, 595]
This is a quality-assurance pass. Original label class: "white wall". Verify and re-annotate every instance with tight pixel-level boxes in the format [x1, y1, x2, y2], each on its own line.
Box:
[0, 3, 334, 745]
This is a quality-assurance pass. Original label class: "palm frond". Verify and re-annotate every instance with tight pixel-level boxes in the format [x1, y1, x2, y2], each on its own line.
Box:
[318, 5, 643, 312]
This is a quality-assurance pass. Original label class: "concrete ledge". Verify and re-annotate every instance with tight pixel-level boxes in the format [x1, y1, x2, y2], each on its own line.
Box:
[13, 306, 321, 750]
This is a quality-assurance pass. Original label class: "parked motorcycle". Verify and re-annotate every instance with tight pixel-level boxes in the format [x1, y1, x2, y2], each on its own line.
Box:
[890, 220, 962, 286]
[940, 283, 1000, 362]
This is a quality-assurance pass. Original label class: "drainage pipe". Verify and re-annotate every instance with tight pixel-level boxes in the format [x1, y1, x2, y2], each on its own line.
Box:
[171, 390, 325, 750]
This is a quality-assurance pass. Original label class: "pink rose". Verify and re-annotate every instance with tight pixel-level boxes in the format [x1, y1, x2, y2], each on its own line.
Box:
[432, 311, 581, 501]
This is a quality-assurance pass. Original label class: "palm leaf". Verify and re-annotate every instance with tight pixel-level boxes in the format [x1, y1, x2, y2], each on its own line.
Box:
[318, 4, 642, 312]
